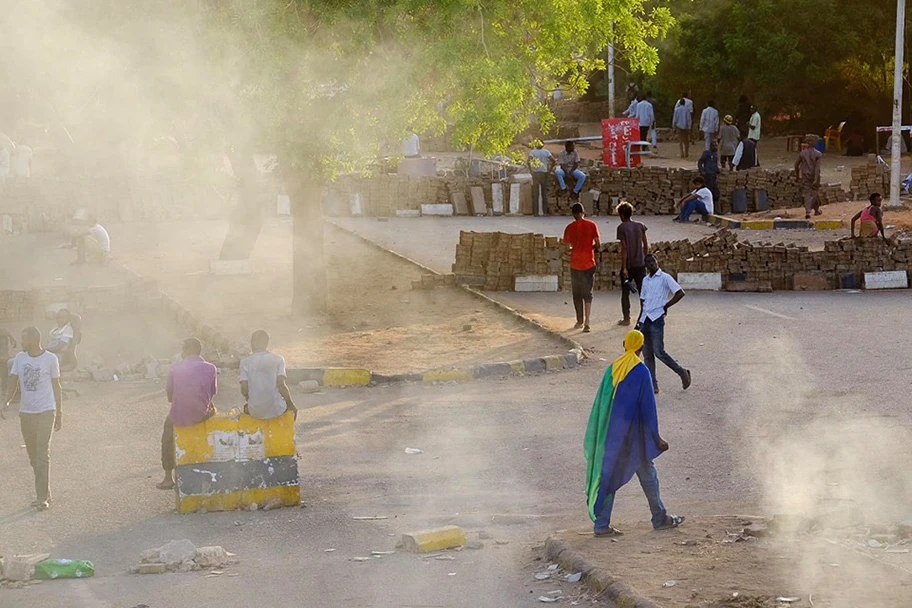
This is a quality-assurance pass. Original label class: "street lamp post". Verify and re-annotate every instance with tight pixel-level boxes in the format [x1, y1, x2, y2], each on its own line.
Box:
[889, 0, 906, 208]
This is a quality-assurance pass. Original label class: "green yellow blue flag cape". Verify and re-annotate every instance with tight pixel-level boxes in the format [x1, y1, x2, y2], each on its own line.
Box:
[584, 330, 663, 521]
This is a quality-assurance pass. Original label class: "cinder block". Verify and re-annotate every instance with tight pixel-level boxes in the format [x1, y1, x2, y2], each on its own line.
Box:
[515, 275, 559, 292]
[864, 270, 908, 290]
[323, 368, 372, 387]
[508, 183, 521, 215]
[420, 203, 454, 216]
[209, 259, 255, 275]
[676, 272, 722, 291]
[395, 209, 421, 218]
[491, 183, 504, 215]
[793, 273, 833, 291]
[400, 526, 467, 553]
[451, 192, 470, 215]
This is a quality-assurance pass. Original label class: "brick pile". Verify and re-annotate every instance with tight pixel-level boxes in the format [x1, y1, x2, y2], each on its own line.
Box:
[452, 231, 563, 290]
[453, 229, 912, 292]
[850, 163, 890, 199]
[0, 280, 161, 322]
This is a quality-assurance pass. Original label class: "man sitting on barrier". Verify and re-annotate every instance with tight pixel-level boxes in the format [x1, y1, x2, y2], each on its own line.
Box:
[157, 338, 217, 490]
[240, 330, 297, 420]
[555, 141, 587, 199]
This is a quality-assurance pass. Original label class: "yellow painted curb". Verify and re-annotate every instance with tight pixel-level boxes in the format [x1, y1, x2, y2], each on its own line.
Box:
[401, 526, 468, 553]
[543, 356, 567, 370]
[323, 368, 372, 387]
[814, 220, 842, 230]
[423, 369, 473, 383]
[742, 220, 775, 230]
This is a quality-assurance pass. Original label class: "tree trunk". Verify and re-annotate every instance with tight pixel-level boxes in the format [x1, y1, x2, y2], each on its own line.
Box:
[288, 169, 327, 316]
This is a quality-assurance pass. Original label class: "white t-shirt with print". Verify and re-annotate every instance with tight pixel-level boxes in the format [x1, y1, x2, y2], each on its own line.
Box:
[10, 350, 60, 414]
[240, 351, 288, 419]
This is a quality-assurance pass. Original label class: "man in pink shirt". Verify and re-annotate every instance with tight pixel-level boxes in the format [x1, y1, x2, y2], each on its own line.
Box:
[157, 338, 217, 490]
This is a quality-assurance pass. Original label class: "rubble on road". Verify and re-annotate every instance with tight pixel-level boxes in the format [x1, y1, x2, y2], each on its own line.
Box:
[1, 553, 51, 581]
[132, 540, 237, 575]
[400, 525, 467, 553]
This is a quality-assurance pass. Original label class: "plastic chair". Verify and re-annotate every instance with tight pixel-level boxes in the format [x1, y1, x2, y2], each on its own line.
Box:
[824, 122, 846, 153]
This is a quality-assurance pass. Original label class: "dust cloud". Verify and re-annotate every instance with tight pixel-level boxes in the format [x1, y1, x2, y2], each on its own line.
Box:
[743, 336, 912, 606]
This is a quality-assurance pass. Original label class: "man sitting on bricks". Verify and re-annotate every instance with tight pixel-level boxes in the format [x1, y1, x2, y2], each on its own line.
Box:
[240, 330, 297, 420]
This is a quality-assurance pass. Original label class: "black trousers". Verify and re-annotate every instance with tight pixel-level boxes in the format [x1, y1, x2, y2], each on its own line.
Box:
[639, 126, 650, 142]
[531, 172, 549, 215]
[621, 265, 646, 321]
[571, 266, 596, 324]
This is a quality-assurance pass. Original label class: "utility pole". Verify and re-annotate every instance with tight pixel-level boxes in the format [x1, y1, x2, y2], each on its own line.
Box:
[607, 41, 616, 118]
[889, 0, 906, 208]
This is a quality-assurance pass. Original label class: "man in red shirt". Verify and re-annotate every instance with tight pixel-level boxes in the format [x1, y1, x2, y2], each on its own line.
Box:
[563, 203, 601, 332]
[157, 338, 218, 490]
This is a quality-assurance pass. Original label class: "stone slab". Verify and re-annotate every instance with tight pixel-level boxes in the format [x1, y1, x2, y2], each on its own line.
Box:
[676, 272, 722, 291]
[420, 204, 454, 217]
[864, 270, 908, 290]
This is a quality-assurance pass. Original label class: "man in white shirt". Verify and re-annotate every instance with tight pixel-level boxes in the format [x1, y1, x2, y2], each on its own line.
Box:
[672, 98, 692, 159]
[674, 177, 714, 222]
[622, 98, 638, 118]
[634, 94, 655, 143]
[401, 132, 420, 158]
[748, 106, 761, 141]
[699, 101, 720, 151]
[240, 330, 296, 420]
[2, 327, 62, 510]
[72, 217, 111, 264]
[638, 256, 690, 394]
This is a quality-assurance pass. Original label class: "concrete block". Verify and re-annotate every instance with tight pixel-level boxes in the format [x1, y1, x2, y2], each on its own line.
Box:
[473, 362, 513, 378]
[395, 209, 421, 218]
[543, 355, 567, 370]
[793, 273, 833, 291]
[469, 186, 486, 216]
[298, 380, 320, 393]
[451, 191, 470, 215]
[742, 220, 775, 230]
[515, 275, 559, 292]
[523, 358, 548, 373]
[350, 193, 362, 216]
[209, 259, 255, 275]
[561, 353, 581, 368]
[864, 270, 908, 290]
[400, 525, 467, 553]
[814, 219, 842, 230]
[322, 368, 372, 387]
[491, 183, 504, 215]
[508, 183, 521, 215]
[2, 553, 50, 581]
[420, 203, 454, 216]
[579, 191, 594, 216]
[519, 182, 534, 215]
[676, 272, 722, 291]
[423, 369, 473, 383]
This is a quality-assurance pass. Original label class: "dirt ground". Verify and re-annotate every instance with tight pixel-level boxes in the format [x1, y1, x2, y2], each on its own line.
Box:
[554, 516, 912, 608]
[111, 218, 568, 373]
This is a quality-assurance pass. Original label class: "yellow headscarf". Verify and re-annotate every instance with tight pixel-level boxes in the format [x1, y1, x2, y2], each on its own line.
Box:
[611, 330, 644, 388]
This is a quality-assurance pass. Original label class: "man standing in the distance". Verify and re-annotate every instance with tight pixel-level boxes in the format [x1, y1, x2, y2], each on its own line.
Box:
[672, 97, 692, 159]
[615, 202, 648, 327]
[2, 327, 62, 510]
[748, 105, 762, 142]
[527, 140, 554, 215]
[638, 255, 691, 394]
[698, 140, 721, 205]
[794, 136, 823, 219]
[634, 94, 655, 144]
[563, 203, 601, 333]
[699, 101, 720, 151]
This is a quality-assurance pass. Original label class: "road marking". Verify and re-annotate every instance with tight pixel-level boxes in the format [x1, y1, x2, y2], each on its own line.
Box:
[743, 305, 797, 320]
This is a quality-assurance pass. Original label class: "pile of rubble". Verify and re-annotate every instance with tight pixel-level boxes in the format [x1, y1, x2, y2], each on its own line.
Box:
[132, 540, 237, 575]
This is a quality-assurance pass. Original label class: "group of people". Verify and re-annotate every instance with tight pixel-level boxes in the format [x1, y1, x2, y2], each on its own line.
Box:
[2, 322, 297, 508]
[528, 140, 589, 210]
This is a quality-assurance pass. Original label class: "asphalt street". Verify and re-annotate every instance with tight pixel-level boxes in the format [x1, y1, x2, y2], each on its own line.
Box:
[3, 289, 912, 607]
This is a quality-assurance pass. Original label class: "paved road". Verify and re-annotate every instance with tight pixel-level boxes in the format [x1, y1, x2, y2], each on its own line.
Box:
[3, 289, 912, 606]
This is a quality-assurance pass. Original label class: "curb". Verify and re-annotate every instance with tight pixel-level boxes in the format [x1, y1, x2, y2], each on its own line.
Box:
[326, 219, 588, 358]
[285, 352, 581, 388]
[544, 537, 662, 608]
[708, 214, 843, 231]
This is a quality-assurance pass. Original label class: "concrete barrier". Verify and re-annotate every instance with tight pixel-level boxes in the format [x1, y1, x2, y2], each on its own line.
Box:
[515, 275, 559, 292]
[173, 412, 299, 514]
[864, 270, 908, 290]
[676, 272, 722, 291]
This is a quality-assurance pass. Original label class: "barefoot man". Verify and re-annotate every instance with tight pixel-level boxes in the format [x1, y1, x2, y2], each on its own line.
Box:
[584, 330, 685, 536]
[158, 338, 217, 490]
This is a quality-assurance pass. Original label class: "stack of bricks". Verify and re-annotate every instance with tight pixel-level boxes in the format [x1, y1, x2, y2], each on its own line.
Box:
[452, 231, 563, 290]
[850, 162, 890, 199]
[454, 229, 912, 293]
[0, 280, 161, 322]
[715, 169, 802, 213]
[0, 290, 36, 321]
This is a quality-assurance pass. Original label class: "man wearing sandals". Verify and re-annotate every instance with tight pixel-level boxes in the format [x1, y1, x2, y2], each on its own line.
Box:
[157, 338, 217, 490]
[584, 330, 685, 536]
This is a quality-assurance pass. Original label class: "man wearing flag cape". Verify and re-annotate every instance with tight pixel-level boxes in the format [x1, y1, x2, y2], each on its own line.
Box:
[584, 330, 685, 536]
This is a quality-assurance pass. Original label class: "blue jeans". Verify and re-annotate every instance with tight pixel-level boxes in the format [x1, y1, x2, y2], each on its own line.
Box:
[555, 168, 587, 194]
[641, 316, 687, 389]
[678, 198, 709, 222]
[594, 459, 667, 531]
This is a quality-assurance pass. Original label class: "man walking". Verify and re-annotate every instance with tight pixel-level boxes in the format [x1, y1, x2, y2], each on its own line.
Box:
[3, 327, 62, 510]
[698, 140, 720, 204]
[794, 136, 823, 219]
[634, 94, 655, 144]
[638, 255, 691, 394]
[157, 338, 217, 490]
[719, 115, 740, 170]
[672, 98, 692, 159]
[555, 141, 587, 199]
[563, 203, 600, 332]
[584, 329, 685, 536]
[240, 330, 297, 419]
[527, 141, 554, 215]
[699, 101, 720, 151]
[616, 202, 648, 326]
